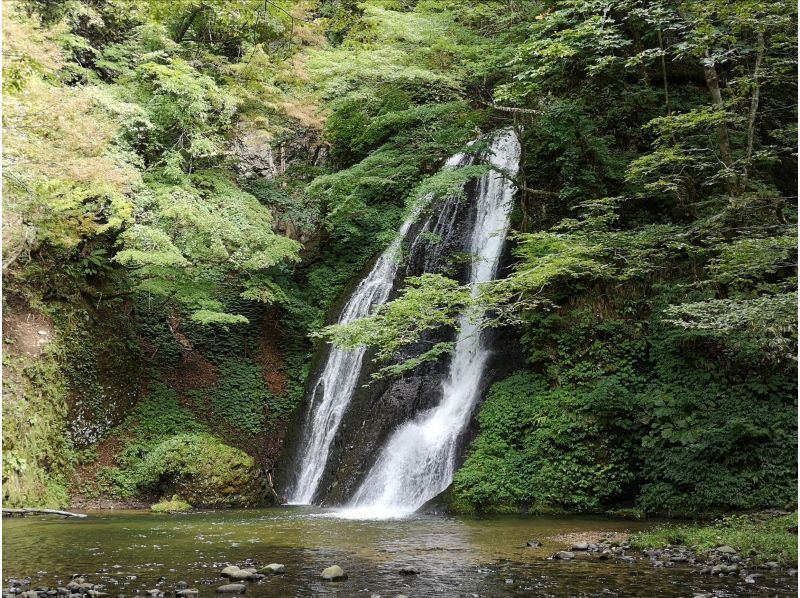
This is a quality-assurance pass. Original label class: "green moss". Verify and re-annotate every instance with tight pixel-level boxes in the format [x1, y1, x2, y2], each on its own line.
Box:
[110, 433, 262, 507]
[2, 337, 74, 508]
[99, 384, 263, 506]
[631, 513, 799, 566]
[151, 495, 192, 513]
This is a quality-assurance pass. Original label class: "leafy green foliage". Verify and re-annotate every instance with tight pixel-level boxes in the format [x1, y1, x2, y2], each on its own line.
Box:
[452, 372, 636, 514]
[2, 343, 73, 508]
[5, 0, 797, 518]
[117, 383, 206, 441]
[209, 360, 270, 434]
[320, 274, 470, 379]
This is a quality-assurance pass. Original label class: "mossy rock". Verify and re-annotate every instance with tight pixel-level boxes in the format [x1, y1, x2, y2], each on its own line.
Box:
[151, 495, 192, 513]
[132, 433, 265, 507]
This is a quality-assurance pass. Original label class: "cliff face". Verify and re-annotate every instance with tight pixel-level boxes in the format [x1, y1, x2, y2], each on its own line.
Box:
[2, 118, 326, 509]
[2, 289, 142, 507]
[280, 144, 527, 507]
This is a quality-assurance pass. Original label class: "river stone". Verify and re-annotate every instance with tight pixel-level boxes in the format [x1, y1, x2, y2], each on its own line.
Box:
[716, 546, 736, 554]
[572, 542, 590, 551]
[220, 566, 241, 578]
[19, 592, 38, 598]
[259, 564, 285, 575]
[87, 592, 107, 598]
[398, 567, 419, 576]
[175, 582, 188, 591]
[554, 551, 575, 560]
[64, 584, 79, 593]
[145, 591, 163, 597]
[320, 566, 347, 581]
[227, 571, 253, 582]
[760, 561, 779, 570]
[745, 573, 764, 583]
[176, 590, 199, 598]
[216, 585, 246, 594]
[526, 540, 542, 547]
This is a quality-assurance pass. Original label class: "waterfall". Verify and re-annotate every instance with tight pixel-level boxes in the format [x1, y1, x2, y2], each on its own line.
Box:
[343, 130, 520, 518]
[288, 152, 471, 505]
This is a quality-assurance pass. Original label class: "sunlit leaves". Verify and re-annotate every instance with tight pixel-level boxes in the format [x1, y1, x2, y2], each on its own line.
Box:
[663, 292, 798, 363]
[319, 273, 471, 370]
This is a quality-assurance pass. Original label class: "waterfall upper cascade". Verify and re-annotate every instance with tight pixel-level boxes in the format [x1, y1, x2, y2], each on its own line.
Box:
[343, 130, 520, 518]
[287, 151, 471, 504]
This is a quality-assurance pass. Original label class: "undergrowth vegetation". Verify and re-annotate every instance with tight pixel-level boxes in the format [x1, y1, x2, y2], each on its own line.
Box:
[631, 512, 799, 566]
[94, 384, 263, 507]
[2, 0, 796, 517]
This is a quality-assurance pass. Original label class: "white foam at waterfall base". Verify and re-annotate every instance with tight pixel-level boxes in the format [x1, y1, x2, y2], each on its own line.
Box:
[339, 129, 521, 519]
[288, 152, 470, 505]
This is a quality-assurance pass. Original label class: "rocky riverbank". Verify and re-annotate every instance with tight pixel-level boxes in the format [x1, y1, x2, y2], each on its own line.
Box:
[533, 510, 798, 590]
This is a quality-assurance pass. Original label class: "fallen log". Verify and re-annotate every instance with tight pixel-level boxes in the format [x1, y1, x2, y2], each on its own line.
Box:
[2, 508, 87, 518]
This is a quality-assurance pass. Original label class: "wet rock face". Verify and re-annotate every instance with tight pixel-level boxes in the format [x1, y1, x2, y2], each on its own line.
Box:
[281, 161, 524, 508]
[316, 356, 452, 505]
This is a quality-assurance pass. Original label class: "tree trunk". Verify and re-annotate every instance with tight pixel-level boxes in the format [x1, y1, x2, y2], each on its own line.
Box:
[174, 5, 207, 43]
[703, 55, 737, 196]
[2, 508, 87, 518]
[658, 29, 670, 115]
[743, 30, 765, 190]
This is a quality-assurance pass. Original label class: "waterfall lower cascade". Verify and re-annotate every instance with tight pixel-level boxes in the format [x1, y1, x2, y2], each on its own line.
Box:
[344, 130, 521, 518]
[288, 152, 471, 505]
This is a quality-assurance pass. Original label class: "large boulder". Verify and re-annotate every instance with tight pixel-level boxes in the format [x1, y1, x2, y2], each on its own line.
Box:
[133, 433, 264, 507]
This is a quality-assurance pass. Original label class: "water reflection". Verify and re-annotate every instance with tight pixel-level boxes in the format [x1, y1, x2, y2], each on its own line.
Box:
[3, 508, 796, 597]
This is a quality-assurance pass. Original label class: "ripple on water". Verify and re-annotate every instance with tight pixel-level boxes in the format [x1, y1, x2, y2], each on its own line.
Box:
[2, 508, 796, 597]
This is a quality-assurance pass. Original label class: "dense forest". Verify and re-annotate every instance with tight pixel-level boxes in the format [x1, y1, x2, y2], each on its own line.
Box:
[2, 0, 797, 522]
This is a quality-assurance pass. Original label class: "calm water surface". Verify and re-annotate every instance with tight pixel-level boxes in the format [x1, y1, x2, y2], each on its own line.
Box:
[3, 507, 796, 596]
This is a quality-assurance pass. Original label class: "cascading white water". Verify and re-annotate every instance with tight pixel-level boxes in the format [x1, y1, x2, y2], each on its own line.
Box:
[288, 151, 470, 505]
[342, 130, 520, 518]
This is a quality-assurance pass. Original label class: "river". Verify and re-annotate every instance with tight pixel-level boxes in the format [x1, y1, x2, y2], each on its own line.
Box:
[3, 508, 796, 596]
